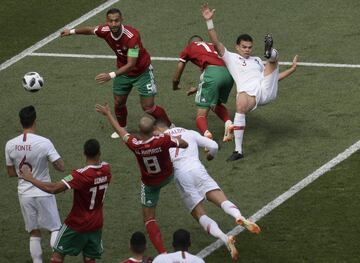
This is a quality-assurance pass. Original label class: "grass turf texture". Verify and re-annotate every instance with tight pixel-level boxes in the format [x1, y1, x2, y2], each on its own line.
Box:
[1, 0, 360, 262]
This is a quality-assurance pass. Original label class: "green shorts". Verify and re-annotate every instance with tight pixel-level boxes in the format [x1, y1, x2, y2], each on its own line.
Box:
[195, 65, 234, 108]
[53, 224, 103, 259]
[113, 65, 157, 97]
[141, 175, 173, 207]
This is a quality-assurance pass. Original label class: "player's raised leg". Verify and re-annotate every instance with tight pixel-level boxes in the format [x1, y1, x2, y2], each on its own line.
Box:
[141, 97, 172, 127]
[196, 108, 212, 137]
[206, 189, 261, 234]
[191, 202, 238, 260]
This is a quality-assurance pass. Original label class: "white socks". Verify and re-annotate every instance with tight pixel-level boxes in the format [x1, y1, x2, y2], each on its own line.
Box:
[50, 230, 59, 248]
[30, 236, 43, 263]
[269, 48, 279, 62]
[199, 215, 228, 244]
[234, 113, 246, 153]
[221, 200, 243, 220]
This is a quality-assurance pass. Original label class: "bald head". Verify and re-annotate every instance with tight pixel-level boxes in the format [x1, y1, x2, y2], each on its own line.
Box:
[138, 116, 154, 135]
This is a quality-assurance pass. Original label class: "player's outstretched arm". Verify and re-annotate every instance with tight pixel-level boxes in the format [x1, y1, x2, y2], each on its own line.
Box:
[201, 4, 225, 57]
[279, 55, 298, 81]
[60, 26, 96, 37]
[173, 62, 186, 90]
[95, 103, 128, 138]
[20, 165, 67, 194]
[95, 54, 138, 84]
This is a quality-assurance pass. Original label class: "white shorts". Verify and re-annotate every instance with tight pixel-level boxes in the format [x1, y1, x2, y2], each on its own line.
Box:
[19, 195, 61, 232]
[174, 166, 220, 212]
[258, 66, 279, 106]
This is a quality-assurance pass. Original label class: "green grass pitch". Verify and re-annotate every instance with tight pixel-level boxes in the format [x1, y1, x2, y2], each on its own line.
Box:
[1, 0, 360, 262]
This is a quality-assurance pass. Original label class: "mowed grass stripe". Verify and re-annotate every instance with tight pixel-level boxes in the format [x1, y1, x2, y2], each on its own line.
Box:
[205, 151, 360, 262]
[198, 140, 360, 258]
[0, 0, 120, 71]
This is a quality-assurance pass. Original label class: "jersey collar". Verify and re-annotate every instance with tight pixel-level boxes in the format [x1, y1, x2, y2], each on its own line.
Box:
[110, 24, 124, 41]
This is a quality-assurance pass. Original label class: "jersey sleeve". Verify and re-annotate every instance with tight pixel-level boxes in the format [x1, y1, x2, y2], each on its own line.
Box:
[61, 170, 84, 190]
[45, 139, 61, 162]
[124, 134, 140, 151]
[163, 134, 179, 149]
[127, 34, 141, 58]
[4, 141, 13, 166]
[192, 130, 218, 156]
[179, 45, 190, 63]
[94, 25, 109, 39]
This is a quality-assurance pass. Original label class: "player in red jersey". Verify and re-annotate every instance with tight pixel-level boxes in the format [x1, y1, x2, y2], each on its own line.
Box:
[95, 103, 188, 254]
[120, 231, 153, 263]
[20, 139, 111, 263]
[173, 35, 235, 142]
[61, 8, 172, 138]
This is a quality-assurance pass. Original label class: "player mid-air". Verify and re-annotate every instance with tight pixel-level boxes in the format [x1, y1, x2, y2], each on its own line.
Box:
[155, 120, 261, 260]
[61, 8, 172, 139]
[201, 4, 298, 161]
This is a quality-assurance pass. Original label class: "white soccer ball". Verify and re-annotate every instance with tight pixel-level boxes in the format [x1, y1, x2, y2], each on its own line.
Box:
[22, 72, 44, 92]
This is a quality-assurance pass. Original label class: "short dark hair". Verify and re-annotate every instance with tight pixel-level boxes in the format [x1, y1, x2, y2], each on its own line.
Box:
[130, 231, 146, 254]
[106, 8, 122, 16]
[84, 139, 100, 158]
[154, 118, 169, 128]
[19, 105, 36, 128]
[236, 34, 253, 44]
[188, 35, 203, 44]
[172, 229, 191, 250]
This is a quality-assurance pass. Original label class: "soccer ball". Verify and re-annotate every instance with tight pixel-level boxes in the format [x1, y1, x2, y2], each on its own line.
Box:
[22, 72, 44, 92]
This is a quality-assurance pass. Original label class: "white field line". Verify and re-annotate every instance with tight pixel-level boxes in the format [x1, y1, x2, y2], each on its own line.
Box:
[197, 139, 360, 259]
[29, 52, 360, 68]
[0, 0, 120, 72]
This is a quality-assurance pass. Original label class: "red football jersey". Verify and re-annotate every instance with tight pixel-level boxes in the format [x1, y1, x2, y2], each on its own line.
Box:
[179, 41, 226, 71]
[61, 162, 112, 232]
[125, 134, 178, 186]
[94, 24, 151, 77]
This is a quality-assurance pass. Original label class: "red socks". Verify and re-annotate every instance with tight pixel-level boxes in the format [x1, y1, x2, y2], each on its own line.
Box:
[145, 218, 166, 253]
[212, 104, 230, 122]
[114, 105, 128, 127]
[196, 115, 208, 135]
[144, 105, 172, 126]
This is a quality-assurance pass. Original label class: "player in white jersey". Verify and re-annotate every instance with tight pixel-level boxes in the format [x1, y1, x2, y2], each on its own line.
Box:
[201, 4, 297, 161]
[153, 229, 204, 263]
[155, 120, 260, 260]
[5, 105, 64, 263]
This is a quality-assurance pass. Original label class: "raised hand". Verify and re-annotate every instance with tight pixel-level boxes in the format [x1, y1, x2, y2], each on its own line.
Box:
[201, 3, 215, 20]
[291, 55, 299, 69]
[95, 103, 111, 116]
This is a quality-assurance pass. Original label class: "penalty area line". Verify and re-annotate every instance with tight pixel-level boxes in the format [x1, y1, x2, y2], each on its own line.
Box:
[197, 139, 360, 259]
[29, 52, 360, 68]
[0, 0, 121, 72]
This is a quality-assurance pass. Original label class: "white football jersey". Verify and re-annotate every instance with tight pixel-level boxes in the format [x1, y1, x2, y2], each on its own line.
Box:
[5, 133, 61, 196]
[221, 48, 264, 95]
[165, 127, 218, 172]
[153, 251, 204, 263]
